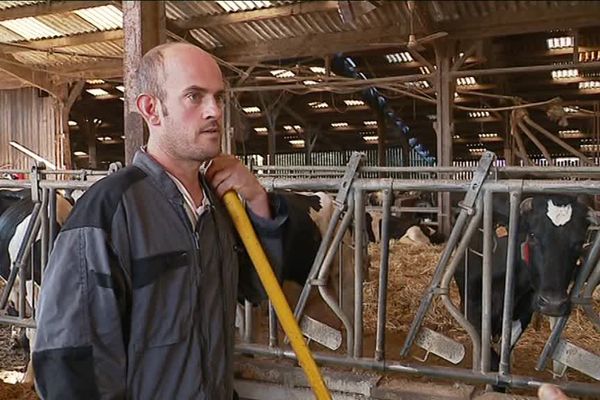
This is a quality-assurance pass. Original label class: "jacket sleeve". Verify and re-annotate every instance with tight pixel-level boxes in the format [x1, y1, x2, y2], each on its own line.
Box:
[237, 192, 287, 304]
[33, 226, 129, 400]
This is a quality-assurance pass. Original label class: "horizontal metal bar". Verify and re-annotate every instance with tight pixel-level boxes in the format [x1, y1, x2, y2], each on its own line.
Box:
[0, 315, 36, 329]
[451, 60, 600, 78]
[0, 180, 31, 188]
[235, 343, 600, 397]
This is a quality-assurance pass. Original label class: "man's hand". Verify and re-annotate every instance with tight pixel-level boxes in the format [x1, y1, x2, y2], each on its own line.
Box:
[205, 155, 271, 219]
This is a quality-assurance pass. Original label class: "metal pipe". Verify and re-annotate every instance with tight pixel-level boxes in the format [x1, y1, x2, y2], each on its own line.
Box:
[481, 190, 493, 373]
[268, 302, 278, 347]
[244, 299, 253, 342]
[439, 196, 484, 371]
[499, 190, 522, 375]
[0, 203, 42, 309]
[235, 343, 600, 398]
[581, 258, 600, 328]
[353, 189, 365, 358]
[315, 197, 356, 356]
[48, 188, 57, 256]
[375, 189, 392, 361]
[451, 60, 600, 78]
[537, 226, 600, 370]
[0, 315, 36, 329]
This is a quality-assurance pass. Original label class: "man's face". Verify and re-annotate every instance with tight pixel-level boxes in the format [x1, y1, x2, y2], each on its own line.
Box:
[157, 49, 225, 162]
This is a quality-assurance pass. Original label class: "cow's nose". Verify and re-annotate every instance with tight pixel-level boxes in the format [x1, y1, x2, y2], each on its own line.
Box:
[537, 295, 570, 317]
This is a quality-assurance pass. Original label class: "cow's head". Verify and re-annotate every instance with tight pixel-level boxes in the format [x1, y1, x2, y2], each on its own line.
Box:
[520, 195, 596, 316]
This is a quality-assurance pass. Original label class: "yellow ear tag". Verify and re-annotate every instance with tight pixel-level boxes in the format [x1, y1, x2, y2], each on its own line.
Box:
[495, 226, 508, 238]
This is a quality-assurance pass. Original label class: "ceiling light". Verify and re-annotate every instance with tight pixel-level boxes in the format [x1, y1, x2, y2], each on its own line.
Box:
[551, 68, 579, 80]
[86, 79, 105, 85]
[270, 69, 295, 78]
[344, 99, 365, 107]
[563, 106, 579, 113]
[74, 5, 123, 30]
[115, 85, 124, 92]
[547, 36, 573, 50]
[468, 111, 490, 118]
[419, 66, 431, 74]
[283, 125, 302, 132]
[478, 133, 498, 139]
[0, 17, 61, 40]
[558, 129, 582, 138]
[579, 81, 600, 90]
[453, 135, 461, 139]
[406, 80, 430, 89]
[308, 101, 329, 109]
[86, 88, 110, 97]
[362, 135, 378, 143]
[68, 120, 78, 127]
[216, 1, 271, 12]
[73, 151, 88, 157]
[303, 80, 319, 85]
[309, 66, 327, 74]
[456, 76, 477, 86]
[363, 121, 377, 126]
[254, 127, 268, 134]
[331, 122, 349, 128]
[385, 52, 414, 63]
[288, 139, 305, 148]
[242, 106, 261, 114]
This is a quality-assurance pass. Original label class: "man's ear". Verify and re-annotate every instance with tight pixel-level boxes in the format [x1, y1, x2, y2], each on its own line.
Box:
[136, 94, 161, 126]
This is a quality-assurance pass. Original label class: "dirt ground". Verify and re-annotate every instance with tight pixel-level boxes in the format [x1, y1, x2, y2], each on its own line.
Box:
[0, 325, 37, 399]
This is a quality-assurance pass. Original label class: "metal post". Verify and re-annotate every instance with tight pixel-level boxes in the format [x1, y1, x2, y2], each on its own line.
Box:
[375, 188, 392, 361]
[268, 302, 278, 347]
[481, 189, 493, 373]
[48, 188, 57, 257]
[499, 190, 522, 375]
[244, 299, 253, 342]
[353, 188, 365, 358]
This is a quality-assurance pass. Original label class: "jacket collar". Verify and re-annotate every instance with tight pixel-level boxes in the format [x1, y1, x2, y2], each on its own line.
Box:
[132, 148, 186, 204]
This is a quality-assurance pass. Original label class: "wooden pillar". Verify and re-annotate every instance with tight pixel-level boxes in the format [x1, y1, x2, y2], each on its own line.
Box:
[55, 81, 84, 169]
[304, 128, 313, 166]
[377, 113, 387, 168]
[434, 42, 455, 236]
[123, 1, 166, 165]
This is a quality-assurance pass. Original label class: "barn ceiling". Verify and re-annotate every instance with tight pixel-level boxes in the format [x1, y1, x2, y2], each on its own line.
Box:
[0, 1, 599, 167]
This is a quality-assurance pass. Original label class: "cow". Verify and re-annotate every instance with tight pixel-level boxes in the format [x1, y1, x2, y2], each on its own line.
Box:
[454, 194, 596, 374]
[365, 211, 445, 245]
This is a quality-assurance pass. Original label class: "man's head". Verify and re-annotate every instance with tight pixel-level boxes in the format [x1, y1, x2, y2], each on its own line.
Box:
[136, 43, 224, 163]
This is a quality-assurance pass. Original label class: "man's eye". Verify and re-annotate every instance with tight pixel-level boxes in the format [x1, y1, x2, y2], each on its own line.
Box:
[187, 93, 201, 102]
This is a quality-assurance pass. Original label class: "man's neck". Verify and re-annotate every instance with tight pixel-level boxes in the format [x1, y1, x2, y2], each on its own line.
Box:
[146, 144, 204, 206]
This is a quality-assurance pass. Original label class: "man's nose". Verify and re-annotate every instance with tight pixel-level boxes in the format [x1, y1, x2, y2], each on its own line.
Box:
[203, 96, 222, 120]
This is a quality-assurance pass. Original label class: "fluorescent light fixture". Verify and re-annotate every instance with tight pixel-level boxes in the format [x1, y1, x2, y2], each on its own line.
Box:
[426, 114, 437, 121]
[559, 129, 582, 138]
[578, 50, 600, 63]
[270, 69, 295, 78]
[563, 106, 579, 113]
[68, 120, 78, 127]
[547, 36, 573, 50]
[115, 85, 124, 92]
[419, 66, 431, 74]
[121, 135, 126, 139]
[288, 139, 305, 148]
[478, 133, 498, 139]
[74, 5, 123, 30]
[9, 141, 57, 170]
[303, 80, 318, 85]
[254, 127, 268, 134]
[362, 135, 378, 142]
[97, 136, 113, 142]
[406, 80, 431, 89]
[283, 125, 302, 132]
[308, 101, 329, 109]
[119, 97, 124, 101]
[468, 111, 490, 118]
[86, 88, 110, 97]
[217, 1, 271, 12]
[363, 120, 377, 126]
[73, 151, 88, 157]
[453, 135, 461, 139]
[310, 66, 327, 74]
[344, 99, 365, 107]
[579, 81, 600, 89]
[242, 106, 261, 114]
[86, 79, 105, 85]
[331, 122, 349, 128]
[551, 68, 578, 80]
[468, 147, 487, 154]
[581, 144, 600, 152]
[385, 52, 413, 63]
[456, 76, 477, 86]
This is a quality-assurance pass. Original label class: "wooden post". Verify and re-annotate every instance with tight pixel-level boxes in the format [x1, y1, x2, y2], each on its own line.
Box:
[434, 42, 455, 236]
[123, 1, 166, 165]
[57, 81, 84, 170]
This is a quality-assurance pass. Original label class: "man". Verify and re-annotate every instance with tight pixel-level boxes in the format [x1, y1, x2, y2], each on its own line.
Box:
[32, 43, 286, 399]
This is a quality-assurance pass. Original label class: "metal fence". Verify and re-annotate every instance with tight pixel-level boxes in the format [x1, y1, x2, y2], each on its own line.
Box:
[0, 156, 599, 397]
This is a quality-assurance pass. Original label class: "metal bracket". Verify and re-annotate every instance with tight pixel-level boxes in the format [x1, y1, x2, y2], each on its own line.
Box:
[552, 340, 600, 381]
[414, 327, 465, 365]
[300, 315, 342, 351]
[30, 163, 45, 203]
[333, 151, 365, 211]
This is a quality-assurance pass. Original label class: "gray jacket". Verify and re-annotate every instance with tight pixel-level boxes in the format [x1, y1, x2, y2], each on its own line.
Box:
[33, 150, 286, 399]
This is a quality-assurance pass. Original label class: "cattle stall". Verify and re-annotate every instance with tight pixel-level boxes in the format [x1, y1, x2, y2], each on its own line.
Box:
[0, 155, 599, 399]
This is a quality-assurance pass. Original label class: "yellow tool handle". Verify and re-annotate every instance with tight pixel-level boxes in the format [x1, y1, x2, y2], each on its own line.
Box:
[223, 191, 331, 400]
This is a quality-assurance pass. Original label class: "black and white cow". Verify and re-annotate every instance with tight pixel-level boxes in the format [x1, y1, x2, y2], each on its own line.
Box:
[365, 211, 445, 246]
[454, 194, 596, 372]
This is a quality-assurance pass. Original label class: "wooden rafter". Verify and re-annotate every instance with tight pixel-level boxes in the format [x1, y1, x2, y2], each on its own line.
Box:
[172, 1, 339, 30]
[0, 1, 110, 22]
[0, 30, 124, 54]
[0, 54, 57, 96]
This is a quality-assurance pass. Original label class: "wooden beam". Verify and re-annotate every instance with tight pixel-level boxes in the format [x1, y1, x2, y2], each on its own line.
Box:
[173, 1, 339, 30]
[123, 1, 166, 165]
[215, 25, 413, 63]
[0, 30, 124, 54]
[0, 54, 57, 96]
[0, 1, 110, 22]
[442, 4, 600, 39]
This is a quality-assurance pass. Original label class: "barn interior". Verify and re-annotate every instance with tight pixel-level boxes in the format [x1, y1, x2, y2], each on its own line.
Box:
[1, 1, 600, 399]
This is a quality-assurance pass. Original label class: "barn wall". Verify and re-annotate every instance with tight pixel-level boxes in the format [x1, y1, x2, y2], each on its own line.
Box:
[0, 88, 57, 170]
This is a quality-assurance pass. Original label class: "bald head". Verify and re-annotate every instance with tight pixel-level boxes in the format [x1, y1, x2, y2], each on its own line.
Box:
[136, 43, 219, 105]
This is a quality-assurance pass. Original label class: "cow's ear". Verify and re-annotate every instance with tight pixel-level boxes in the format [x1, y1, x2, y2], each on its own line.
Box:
[520, 197, 534, 215]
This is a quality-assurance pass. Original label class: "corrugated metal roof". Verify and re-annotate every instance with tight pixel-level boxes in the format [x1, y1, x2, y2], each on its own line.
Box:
[215, 1, 274, 13]
[0, 16, 61, 40]
[0, 24, 24, 42]
[0, 1, 43, 11]
[189, 28, 223, 49]
[35, 13, 98, 37]
[73, 5, 122, 31]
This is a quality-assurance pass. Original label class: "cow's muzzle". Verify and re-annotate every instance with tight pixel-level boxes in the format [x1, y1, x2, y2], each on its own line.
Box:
[536, 295, 570, 317]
